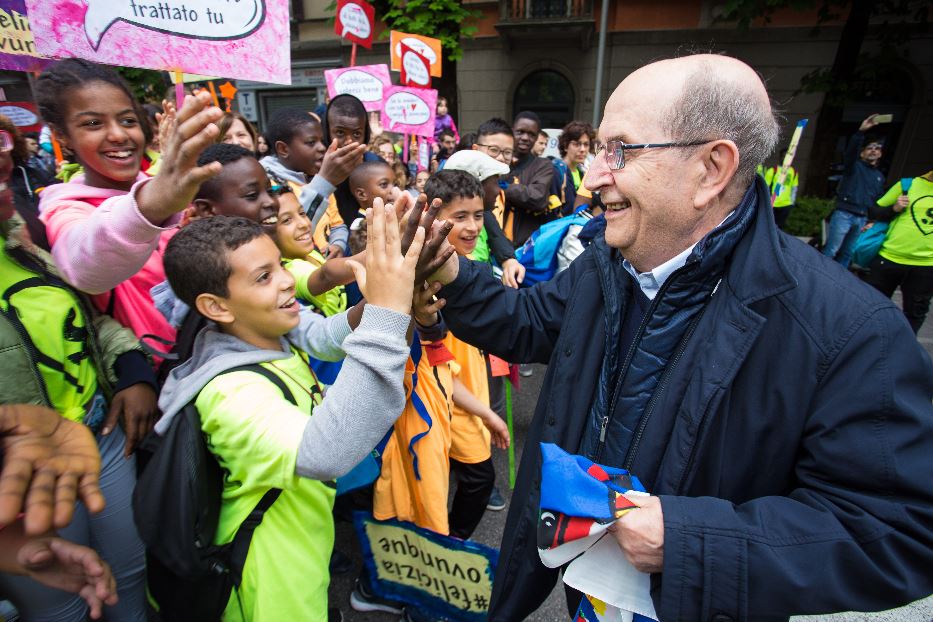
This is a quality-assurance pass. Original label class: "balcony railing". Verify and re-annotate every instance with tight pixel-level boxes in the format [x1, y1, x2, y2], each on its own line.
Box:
[500, 0, 594, 21]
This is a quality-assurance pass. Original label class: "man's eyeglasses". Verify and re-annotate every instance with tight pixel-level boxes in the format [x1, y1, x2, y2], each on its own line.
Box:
[0, 130, 14, 153]
[476, 143, 514, 160]
[594, 139, 713, 170]
[570, 140, 591, 150]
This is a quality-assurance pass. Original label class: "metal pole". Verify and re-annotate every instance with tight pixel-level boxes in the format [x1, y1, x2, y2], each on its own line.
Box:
[591, 0, 610, 126]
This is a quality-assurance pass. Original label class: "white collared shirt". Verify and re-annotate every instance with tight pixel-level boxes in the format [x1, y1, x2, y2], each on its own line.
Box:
[622, 211, 736, 300]
[622, 245, 696, 301]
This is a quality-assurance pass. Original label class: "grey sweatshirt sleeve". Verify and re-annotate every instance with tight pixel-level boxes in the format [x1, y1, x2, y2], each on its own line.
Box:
[299, 174, 336, 231]
[295, 305, 411, 480]
[287, 308, 353, 362]
[327, 224, 350, 253]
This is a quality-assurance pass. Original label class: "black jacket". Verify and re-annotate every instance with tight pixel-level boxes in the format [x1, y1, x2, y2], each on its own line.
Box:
[834, 132, 886, 217]
[504, 155, 556, 247]
[439, 178, 933, 621]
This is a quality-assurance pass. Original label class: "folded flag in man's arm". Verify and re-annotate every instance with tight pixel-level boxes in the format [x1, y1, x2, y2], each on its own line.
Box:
[537, 443, 658, 622]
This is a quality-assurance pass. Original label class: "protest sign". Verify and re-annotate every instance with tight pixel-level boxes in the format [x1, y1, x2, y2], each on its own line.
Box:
[354, 512, 497, 622]
[334, 0, 373, 49]
[400, 42, 431, 88]
[390, 31, 442, 78]
[0, 0, 49, 72]
[325, 64, 390, 112]
[0, 101, 40, 131]
[168, 72, 218, 84]
[25, 0, 291, 84]
[381, 86, 436, 137]
[418, 136, 430, 172]
[771, 118, 808, 206]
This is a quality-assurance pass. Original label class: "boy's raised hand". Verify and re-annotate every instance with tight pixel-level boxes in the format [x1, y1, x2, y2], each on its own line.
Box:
[318, 139, 366, 186]
[413, 281, 445, 327]
[347, 198, 425, 315]
[396, 194, 456, 284]
[135, 91, 223, 225]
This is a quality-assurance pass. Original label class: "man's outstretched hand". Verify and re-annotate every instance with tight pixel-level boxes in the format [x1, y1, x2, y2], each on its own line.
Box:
[0, 404, 105, 535]
[395, 192, 457, 284]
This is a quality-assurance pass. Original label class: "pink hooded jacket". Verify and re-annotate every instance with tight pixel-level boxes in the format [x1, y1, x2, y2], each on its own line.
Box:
[39, 174, 177, 349]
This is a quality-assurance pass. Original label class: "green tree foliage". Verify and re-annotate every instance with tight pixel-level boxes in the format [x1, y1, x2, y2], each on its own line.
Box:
[716, 0, 928, 195]
[375, 0, 480, 61]
[718, 0, 928, 106]
[116, 66, 168, 104]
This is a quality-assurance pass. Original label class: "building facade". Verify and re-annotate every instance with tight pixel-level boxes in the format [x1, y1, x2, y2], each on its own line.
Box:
[272, 0, 931, 191]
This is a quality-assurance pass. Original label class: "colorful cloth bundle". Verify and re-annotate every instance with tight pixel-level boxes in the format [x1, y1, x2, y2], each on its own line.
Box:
[537, 443, 658, 621]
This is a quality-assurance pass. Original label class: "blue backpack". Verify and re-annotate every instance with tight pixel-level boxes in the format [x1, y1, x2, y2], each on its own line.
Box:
[851, 177, 913, 268]
[514, 208, 590, 285]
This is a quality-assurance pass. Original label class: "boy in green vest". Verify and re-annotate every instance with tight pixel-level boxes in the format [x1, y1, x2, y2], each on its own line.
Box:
[157, 205, 424, 621]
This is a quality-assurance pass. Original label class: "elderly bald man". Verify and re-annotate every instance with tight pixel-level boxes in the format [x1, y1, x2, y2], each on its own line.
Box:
[422, 54, 933, 620]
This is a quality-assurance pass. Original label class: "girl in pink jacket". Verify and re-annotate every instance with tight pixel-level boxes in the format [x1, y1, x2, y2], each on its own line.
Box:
[36, 59, 224, 350]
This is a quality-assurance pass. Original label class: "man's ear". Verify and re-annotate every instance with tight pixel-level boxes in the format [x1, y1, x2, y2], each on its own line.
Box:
[195, 293, 235, 325]
[694, 139, 740, 209]
[274, 140, 290, 160]
[191, 198, 217, 220]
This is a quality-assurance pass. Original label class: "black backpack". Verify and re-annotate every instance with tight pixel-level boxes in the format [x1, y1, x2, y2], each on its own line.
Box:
[133, 364, 297, 621]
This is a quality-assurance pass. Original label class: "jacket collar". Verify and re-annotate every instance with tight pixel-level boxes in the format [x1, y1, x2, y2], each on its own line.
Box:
[723, 177, 798, 304]
[592, 177, 796, 306]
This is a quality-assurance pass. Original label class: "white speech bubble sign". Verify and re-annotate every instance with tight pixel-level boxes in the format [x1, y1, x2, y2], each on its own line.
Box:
[0, 105, 38, 127]
[83, 0, 265, 50]
[339, 3, 370, 39]
[384, 91, 431, 128]
[401, 50, 430, 86]
[333, 69, 384, 103]
[394, 37, 436, 66]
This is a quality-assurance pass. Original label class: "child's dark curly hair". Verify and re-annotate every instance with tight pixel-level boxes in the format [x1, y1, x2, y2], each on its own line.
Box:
[35, 59, 151, 144]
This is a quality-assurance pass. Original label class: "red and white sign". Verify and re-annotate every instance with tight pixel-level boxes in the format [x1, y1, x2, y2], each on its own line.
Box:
[334, 0, 374, 49]
[0, 101, 40, 132]
[400, 42, 430, 88]
[390, 31, 442, 78]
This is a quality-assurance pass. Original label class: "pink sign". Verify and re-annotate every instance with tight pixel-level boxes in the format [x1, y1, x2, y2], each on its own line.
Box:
[324, 64, 390, 112]
[25, 0, 291, 84]
[381, 86, 437, 137]
[0, 0, 50, 72]
[417, 136, 430, 172]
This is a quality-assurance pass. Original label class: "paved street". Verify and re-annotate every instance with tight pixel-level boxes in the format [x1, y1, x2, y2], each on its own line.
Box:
[329, 271, 933, 621]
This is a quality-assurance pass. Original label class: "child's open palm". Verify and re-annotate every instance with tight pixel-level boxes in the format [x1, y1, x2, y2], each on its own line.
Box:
[136, 91, 223, 224]
[347, 198, 425, 315]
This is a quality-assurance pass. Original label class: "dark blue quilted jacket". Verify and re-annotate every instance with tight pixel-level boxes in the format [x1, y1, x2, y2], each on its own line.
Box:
[440, 177, 933, 621]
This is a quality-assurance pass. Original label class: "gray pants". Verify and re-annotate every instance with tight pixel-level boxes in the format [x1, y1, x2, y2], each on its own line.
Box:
[0, 425, 148, 622]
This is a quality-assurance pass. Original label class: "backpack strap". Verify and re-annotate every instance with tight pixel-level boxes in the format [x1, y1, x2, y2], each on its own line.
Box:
[216, 363, 298, 586]
[227, 487, 281, 586]
[220, 364, 297, 406]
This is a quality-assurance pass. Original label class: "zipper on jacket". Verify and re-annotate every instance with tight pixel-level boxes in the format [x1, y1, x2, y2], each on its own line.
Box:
[598, 415, 609, 443]
[595, 268, 683, 464]
[622, 292, 713, 471]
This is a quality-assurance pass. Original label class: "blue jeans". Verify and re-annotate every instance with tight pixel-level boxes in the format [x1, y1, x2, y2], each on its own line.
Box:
[823, 209, 867, 268]
[0, 425, 147, 622]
